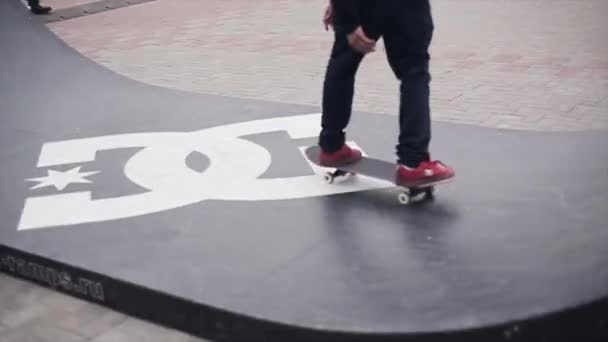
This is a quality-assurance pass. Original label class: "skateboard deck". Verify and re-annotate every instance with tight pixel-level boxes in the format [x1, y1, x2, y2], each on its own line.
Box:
[304, 145, 453, 204]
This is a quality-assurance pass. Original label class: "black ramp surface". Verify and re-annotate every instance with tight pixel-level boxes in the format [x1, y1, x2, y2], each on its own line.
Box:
[1, 0, 608, 341]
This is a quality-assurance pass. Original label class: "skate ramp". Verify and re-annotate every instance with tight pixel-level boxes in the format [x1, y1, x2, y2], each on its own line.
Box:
[1, 1, 607, 341]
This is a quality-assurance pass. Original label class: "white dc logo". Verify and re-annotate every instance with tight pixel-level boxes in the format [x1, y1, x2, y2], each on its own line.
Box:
[19, 114, 390, 230]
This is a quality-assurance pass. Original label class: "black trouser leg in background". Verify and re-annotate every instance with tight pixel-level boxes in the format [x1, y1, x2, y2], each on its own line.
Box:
[319, 29, 365, 153]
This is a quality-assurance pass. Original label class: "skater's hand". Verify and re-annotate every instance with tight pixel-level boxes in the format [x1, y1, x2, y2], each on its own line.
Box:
[323, 4, 333, 31]
[347, 27, 376, 54]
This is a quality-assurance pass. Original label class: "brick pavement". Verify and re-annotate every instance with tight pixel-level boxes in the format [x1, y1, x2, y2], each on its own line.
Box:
[0, 275, 208, 342]
[43, 0, 608, 131]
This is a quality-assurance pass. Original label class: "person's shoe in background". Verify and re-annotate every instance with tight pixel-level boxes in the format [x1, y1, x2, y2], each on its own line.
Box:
[28, 0, 52, 15]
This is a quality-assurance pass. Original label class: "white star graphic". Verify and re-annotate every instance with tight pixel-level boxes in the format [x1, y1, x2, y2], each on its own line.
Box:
[26, 166, 100, 191]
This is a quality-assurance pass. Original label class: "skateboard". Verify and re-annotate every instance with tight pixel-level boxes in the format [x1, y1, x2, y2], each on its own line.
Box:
[304, 145, 453, 205]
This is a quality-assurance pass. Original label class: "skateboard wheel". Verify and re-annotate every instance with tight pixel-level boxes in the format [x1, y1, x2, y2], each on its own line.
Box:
[324, 173, 335, 184]
[426, 186, 435, 199]
[398, 192, 411, 205]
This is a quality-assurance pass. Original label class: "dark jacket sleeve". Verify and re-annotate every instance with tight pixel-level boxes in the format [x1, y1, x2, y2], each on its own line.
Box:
[331, 0, 361, 34]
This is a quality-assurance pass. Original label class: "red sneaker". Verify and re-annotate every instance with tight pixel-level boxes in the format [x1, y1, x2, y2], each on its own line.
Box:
[395, 160, 455, 187]
[319, 144, 363, 167]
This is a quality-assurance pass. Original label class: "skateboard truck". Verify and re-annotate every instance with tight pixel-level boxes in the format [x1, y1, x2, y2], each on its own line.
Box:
[323, 169, 354, 184]
[397, 186, 434, 205]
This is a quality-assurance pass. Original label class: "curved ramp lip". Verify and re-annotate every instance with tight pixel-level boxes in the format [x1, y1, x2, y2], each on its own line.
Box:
[1, 244, 606, 342]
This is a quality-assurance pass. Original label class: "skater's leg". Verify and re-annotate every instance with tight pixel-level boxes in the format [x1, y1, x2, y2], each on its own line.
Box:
[319, 28, 365, 153]
[383, 1, 454, 185]
[383, 1, 434, 168]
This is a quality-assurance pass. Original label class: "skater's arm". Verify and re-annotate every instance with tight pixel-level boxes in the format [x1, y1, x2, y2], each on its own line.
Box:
[330, 0, 361, 34]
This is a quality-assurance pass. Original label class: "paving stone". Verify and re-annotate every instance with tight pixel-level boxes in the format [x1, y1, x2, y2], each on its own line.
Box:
[0, 273, 25, 289]
[0, 319, 88, 342]
[91, 318, 206, 342]
[39, 290, 91, 314]
[44, 302, 127, 340]
[0, 287, 54, 328]
[4, 291, 50, 313]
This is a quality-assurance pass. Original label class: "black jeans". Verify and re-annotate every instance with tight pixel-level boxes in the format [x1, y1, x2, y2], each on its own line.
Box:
[319, 1, 434, 168]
